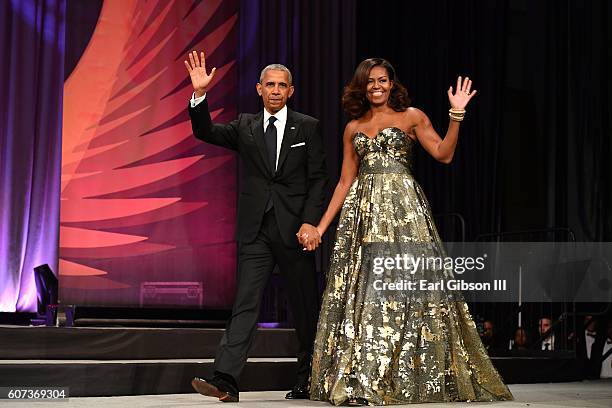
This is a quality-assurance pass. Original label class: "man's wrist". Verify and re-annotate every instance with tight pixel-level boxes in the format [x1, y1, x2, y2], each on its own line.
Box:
[194, 89, 206, 98]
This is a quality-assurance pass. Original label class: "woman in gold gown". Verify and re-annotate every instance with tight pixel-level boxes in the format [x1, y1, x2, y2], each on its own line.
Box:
[307, 58, 513, 405]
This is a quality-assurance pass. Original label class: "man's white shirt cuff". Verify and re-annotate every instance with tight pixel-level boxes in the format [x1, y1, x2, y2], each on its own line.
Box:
[190, 92, 206, 108]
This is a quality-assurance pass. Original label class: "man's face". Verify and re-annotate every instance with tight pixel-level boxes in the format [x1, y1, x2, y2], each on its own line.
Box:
[514, 329, 527, 346]
[256, 69, 294, 114]
[585, 315, 596, 332]
[539, 318, 552, 336]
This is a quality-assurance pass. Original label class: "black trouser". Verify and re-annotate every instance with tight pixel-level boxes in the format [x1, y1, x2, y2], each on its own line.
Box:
[213, 210, 319, 388]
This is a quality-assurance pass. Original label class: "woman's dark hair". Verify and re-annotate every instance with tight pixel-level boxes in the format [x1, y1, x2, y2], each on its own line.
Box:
[342, 58, 411, 119]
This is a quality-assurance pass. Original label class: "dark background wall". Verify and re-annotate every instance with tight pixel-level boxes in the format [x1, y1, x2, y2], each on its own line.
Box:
[354, 0, 611, 242]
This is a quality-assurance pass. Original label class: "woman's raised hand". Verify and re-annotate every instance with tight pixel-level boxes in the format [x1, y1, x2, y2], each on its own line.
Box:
[184, 50, 216, 97]
[447, 76, 476, 110]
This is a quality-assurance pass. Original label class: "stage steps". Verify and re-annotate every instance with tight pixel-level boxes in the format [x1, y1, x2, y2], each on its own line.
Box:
[0, 358, 297, 397]
[0, 325, 297, 359]
[0, 325, 583, 397]
[0, 325, 299, 396]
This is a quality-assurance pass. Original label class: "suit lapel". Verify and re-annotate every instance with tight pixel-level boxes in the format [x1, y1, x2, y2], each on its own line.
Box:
[276, 109, 299, 173]
[250, 112, 272, 176]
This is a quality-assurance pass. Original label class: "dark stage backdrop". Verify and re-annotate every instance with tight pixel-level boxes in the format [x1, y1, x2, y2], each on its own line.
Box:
[355, 0, 612, 241]
[60, 0, 239, 308]
[235, 0, 356, 278]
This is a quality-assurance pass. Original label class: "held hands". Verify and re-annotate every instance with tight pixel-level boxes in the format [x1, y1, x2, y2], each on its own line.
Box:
[296, 223, 322, 251]
[447, 76, 477, 110]
[184, 50, 216, 98]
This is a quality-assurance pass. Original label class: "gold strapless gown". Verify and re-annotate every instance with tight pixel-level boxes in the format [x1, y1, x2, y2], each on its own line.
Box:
[310, 127, 513, 405]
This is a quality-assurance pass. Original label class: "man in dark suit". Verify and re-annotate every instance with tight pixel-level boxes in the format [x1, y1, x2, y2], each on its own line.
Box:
[184, 51, 328, 402]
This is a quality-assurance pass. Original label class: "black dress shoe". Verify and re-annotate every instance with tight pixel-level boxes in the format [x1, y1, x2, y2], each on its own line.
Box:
[191, 376, 239, 402]
[285, 384, 309, 399]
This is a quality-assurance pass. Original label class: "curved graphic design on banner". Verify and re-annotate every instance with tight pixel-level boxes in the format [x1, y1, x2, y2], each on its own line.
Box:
[61, 0, 238, 307]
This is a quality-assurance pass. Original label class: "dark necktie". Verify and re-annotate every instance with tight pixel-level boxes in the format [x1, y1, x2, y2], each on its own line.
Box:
[264, 116, 277, 172]
[264, 116, 277, 212]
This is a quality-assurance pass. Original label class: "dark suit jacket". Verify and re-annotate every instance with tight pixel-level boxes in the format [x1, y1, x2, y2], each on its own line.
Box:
[189, 99, 328, 247]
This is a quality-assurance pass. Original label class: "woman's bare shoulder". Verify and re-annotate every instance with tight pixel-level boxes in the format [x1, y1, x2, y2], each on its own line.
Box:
[405, 106, 425, 119]
[343, 119, 360, 140]
[405, 107, 431, 127]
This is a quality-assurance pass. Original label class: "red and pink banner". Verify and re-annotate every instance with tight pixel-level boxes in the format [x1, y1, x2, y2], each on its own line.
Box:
[60, 0, 238, 308]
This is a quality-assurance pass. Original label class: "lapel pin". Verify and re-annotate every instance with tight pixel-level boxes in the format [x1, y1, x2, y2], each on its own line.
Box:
[290, 126, 296, 129]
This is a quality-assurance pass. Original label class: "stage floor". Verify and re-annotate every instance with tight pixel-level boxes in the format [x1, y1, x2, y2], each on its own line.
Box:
[3, 380, 611, 407]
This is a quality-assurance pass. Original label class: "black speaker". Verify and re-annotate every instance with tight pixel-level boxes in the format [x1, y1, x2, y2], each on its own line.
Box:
[33, 264, 58, 315]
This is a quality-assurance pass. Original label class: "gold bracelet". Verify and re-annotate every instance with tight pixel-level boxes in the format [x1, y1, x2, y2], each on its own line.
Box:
[449, 108, 465, 122]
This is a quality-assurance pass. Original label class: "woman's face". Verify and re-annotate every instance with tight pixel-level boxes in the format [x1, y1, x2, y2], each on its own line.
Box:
[366, 65, 392, 106]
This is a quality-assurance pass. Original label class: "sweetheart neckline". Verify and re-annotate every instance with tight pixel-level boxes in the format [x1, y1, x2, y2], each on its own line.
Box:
[355, 127, 413, 141]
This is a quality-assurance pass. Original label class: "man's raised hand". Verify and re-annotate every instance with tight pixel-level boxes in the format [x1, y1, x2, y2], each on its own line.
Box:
[184, 51, 216, 98]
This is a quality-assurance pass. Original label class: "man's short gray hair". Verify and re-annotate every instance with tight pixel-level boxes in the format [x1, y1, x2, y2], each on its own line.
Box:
[259, 64, 292, 84]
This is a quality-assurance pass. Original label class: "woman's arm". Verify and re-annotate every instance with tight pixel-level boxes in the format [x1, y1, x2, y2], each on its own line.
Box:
[410, 108, 458, 164]
[411, 76, 476, 164]
[315, 121, 360, 237]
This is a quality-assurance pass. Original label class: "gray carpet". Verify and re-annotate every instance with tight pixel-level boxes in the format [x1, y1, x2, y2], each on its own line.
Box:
[2, 380, 611, 407]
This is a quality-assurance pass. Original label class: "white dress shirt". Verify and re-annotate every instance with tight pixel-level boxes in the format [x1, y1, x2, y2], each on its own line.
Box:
[585, 330, 596, 359]
[262, 105, 287, 171]
[191, 93, 287, 170]
[541, 334, 555, 351]
[601, 339, 612, 378]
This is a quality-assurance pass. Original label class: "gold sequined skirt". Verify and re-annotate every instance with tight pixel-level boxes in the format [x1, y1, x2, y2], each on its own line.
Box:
[310, 170, 513, 405]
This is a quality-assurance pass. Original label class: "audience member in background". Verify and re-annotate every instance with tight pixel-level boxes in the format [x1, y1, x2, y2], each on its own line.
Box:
[538, 317, 555, 351]
[581, 315, 597, 358]
[599, 319, 612, 378]
[511, 327, 529, 351]
[481, 320, 503, 354]
[571, 315, 600, 378]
